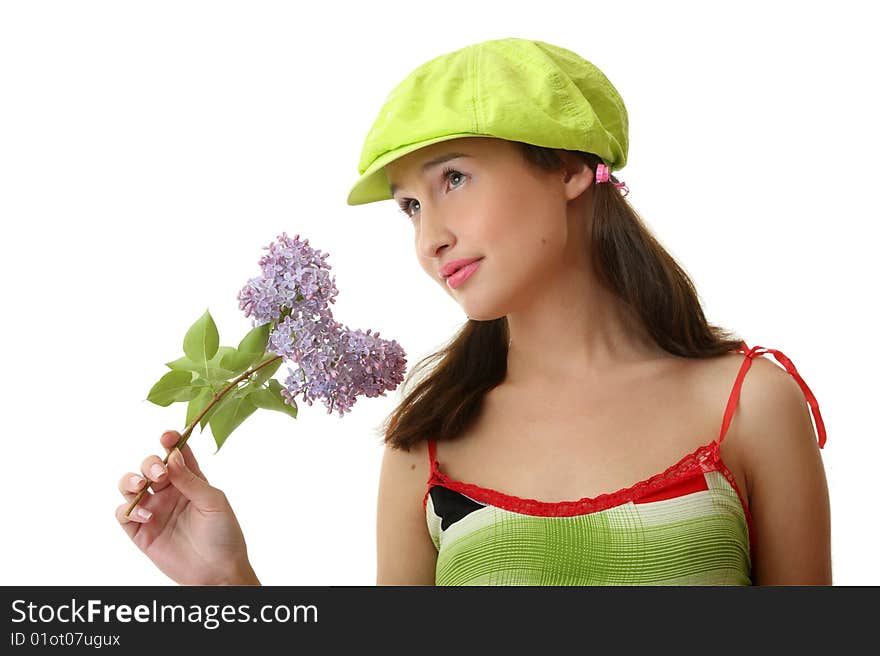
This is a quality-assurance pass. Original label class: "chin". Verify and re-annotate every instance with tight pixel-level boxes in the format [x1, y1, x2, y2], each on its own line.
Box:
[459, 297, 510, 322]
[446, 271, 516, 321]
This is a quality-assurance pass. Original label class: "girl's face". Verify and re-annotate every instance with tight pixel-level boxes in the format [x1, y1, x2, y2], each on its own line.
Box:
[384, 136, 594, 321]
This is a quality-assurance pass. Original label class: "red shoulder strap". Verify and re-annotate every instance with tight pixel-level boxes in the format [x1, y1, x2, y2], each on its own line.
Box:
[424, 440, 444, 509]
[718, 340, 827, 448]
[426, 439, 440, 479]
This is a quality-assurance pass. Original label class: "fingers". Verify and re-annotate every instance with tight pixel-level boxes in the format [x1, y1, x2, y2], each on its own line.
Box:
[116, 501, 154, 541]
[116, 494, 154, 521]
[166, 447, 226, 512]
[118, 472, 148, 497]
[116, 428, 195, 538]
[159, 430, 208, 483]
[140, 454, 173, 493]
[116, 476, 155, 520]
[116, 428, 214, 538]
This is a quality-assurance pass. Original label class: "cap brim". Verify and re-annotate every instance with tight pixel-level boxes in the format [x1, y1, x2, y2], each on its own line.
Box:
[346, 132, 491, 206]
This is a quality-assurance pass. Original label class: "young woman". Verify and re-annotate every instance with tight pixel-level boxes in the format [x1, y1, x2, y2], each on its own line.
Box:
[373, 135, 829, 586]
[116, 37, 830, 586]
[360, 38, 830, 586]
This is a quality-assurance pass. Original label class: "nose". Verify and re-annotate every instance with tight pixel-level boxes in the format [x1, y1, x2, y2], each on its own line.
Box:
[414, 205, 454, 267]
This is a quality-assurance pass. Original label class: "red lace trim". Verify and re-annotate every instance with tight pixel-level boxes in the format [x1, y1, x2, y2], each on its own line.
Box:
[423, 440, 755, 569]
[425, 438, 724, 518]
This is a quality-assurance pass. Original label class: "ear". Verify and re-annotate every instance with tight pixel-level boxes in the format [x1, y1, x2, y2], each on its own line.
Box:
[556, 151, 594, 200]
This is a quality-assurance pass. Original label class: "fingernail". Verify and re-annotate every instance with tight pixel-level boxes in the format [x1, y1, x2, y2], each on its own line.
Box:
[129, 475, 145, 489]
[135, 507, 152, 520]
[150, 463, 166, 480]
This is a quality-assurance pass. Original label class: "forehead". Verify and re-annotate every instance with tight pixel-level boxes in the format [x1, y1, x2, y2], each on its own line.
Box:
[385, 137, 509, 194]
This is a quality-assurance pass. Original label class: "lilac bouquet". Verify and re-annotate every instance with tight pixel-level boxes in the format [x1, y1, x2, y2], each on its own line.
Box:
[125, 233, 407, 517]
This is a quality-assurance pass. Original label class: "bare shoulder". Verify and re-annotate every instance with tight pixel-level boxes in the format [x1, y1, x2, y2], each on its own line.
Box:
[693, 352, 813, 459]
[377, 439, 433, 519]
[380, 438, 432, 483]
[375, 439, 437, 585]
[733, 354, 821, 469]
[729, 351, 832, 584]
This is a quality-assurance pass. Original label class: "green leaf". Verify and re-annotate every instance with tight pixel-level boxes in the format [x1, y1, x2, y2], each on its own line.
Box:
[219, 347, 254, 377]
[249, 355, 283, 386]
[147, 370, 200, 407]
[166, 348, 235, 382]
[186, 387, 213, 429]
[208, 392, 258, 451]
[249, 379, 298, 419]
[238, 323, 271, 363]
[166, 356, 210, 373]
[205, 346, 238, 379]
[165, 355, 199, 372]
[165, 356, 235, 382]
[211, 345, 235, 362]
[217, 324, 272, 377]
[183, 309, 219, 364]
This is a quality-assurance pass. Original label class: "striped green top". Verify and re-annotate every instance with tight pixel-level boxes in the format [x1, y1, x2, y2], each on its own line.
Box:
[423, 342, 827, 586]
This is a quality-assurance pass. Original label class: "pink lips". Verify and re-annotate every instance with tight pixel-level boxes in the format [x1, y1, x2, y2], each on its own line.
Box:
[446, 259, 482, 289]
[440, 257, 482, 279]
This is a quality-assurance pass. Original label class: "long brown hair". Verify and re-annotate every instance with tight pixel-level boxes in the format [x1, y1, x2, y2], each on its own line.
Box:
[376, 141, 743, 451]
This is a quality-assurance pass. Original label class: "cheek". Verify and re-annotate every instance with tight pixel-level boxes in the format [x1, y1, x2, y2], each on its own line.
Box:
[479, 223, 564, 299]
[488, 175, 563, 238]
[484, 199, 565, 256]
[505, 213, 568, 287]
[467, 190, 526, 243]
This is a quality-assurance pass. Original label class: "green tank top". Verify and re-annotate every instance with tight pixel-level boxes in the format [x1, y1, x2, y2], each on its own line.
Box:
[424, 342, 827, 585]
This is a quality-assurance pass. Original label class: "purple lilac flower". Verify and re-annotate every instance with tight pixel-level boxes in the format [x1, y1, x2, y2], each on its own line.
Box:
[279, 324, 406, 417]
[237, 232, 407, 417]
[237, 232, 338, 327]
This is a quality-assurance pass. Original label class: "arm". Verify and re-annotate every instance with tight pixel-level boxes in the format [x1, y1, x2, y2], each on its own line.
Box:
[739, 357, 832, 585]
[376, 439, 438, 585]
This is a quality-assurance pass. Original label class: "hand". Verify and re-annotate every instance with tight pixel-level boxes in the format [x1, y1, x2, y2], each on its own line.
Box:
[115, 430, 260, 585]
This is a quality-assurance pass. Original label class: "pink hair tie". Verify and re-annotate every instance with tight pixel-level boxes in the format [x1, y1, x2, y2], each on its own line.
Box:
[595, 163, 629, 197]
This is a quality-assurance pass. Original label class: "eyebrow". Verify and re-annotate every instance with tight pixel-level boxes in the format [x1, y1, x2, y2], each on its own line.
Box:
[389, 152, 472, 197]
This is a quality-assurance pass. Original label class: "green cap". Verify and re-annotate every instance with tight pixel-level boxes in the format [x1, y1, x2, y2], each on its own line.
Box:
[347, 37, 628, 206]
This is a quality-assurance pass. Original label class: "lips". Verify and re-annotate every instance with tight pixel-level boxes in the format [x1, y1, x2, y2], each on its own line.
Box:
[445, 259, 482, 289]
[440, 257, 483, 279]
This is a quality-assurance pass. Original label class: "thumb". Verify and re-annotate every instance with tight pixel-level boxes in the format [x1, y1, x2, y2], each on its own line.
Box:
[167, 448, 223, 511]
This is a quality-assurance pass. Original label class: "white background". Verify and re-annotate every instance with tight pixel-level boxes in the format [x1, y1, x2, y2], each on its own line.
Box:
[1, 1, 876, 585]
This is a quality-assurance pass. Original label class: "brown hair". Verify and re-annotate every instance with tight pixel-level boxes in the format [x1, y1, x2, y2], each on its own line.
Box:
[376, 142, 744, 451]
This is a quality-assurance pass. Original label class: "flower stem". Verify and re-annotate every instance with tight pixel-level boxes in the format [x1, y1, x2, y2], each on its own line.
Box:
[124, 354, 284, 518]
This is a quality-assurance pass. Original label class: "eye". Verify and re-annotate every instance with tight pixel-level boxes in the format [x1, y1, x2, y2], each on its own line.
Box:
[396, 166, 467, 218]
